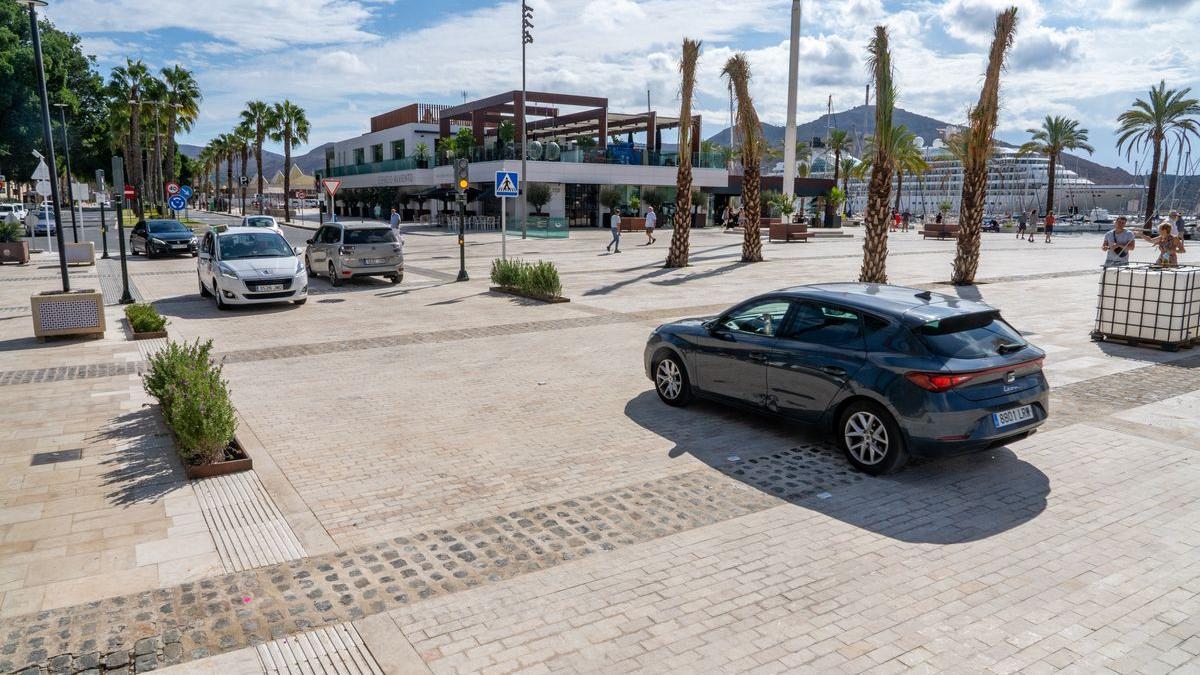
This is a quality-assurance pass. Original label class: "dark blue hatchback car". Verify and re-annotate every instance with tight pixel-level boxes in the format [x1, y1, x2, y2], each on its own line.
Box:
[644, 283, 1049, 474]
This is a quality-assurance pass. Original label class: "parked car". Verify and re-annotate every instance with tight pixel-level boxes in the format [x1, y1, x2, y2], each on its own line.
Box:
[0, 203, 28, 223]
[643, 284, 1048, 474]
[197, 226, 307, 309]
[304, 222, 403, 286]
[240, 215, 282, 234]
[31, 208, 57, 236]
[129, 219, 197, 257]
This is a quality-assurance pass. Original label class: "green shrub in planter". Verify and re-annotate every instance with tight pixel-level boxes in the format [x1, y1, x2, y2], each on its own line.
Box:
[167, 359, 238, 465]
[490, 257, 525, 288]
[124, 303, 167, 333]
[144, 339, 214, 416]
[523, 260, 562, 297]
[0, 218, 23, 243]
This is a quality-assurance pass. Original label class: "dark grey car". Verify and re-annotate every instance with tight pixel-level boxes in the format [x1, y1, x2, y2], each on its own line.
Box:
[644, 284, 1049, 474]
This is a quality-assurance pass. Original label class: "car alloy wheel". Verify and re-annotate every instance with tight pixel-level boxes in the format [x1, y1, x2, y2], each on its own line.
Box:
[656, 358, 682, 400]
[845, 411, 889, 466]
[329, 262, 341, 287]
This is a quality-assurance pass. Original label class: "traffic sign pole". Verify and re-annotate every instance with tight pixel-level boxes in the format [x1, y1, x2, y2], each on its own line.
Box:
[98, 200, 109, 260]
[501, 197, 507, 260]
[494, 171, 520, 261]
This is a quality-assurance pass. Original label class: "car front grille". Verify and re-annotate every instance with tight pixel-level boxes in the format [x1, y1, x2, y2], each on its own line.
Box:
[246, 278, 293, 292]
[249, 290, 296, 300]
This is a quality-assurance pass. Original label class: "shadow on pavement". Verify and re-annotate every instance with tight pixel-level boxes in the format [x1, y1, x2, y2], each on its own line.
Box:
[624, 390, 1049, 545]
[95, 408, 187, 506]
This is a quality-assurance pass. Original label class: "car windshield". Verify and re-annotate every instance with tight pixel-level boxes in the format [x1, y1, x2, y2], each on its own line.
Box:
[345, 228, 396, 245]
[149, 220, 190, 234]
[244, 217, 275, 228]
[218, 232, 293, 260]
[917, 311, 1027, 359]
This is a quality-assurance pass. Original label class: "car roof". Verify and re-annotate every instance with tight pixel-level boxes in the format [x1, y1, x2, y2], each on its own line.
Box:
[243, 215, 276, 220]
[331, 222, 393, 230]
[212, 226, 285, 236]
[769, 283, 997, 326]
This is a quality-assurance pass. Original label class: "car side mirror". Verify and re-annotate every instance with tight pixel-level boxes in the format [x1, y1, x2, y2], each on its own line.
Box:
[293, 247, 301, 256]
[305, 239, 313, 245]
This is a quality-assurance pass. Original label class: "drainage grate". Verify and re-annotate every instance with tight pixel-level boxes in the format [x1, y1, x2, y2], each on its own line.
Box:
[31, 448, 82, 466]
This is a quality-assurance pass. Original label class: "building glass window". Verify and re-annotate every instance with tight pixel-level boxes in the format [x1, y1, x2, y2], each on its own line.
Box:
[372, 144, 384, 163]
[353, 148, 365, 165]
[391, 140, 405, 159]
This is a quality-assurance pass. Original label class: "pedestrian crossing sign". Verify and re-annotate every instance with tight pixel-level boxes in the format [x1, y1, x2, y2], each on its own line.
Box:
[495, 171, 520, 198]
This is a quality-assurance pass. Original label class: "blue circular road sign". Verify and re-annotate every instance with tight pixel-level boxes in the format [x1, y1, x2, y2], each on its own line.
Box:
[168, 195, 187, 211]
[179, 185, 193, 200]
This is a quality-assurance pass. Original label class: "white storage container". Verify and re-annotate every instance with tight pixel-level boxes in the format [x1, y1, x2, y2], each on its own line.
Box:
[1094, 264, 1200, 347]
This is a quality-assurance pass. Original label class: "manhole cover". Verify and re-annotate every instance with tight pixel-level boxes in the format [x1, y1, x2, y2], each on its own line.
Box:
[31, 448, 82, 466]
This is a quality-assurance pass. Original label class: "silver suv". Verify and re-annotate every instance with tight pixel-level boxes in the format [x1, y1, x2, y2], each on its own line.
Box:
[305, 223, 403, 286]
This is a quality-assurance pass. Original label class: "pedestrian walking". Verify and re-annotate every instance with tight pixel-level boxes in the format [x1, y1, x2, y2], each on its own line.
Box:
[644, 206, 657, 245]
[606, 208, 621, 253]
[1170, 210, 1185, 238]
[722, 203, 733, 231]
[1142, 223, 1185, 267]
[1017, 211, 1027, 238]
[1102, 216, 1136, 266]
[389, 207, 400, 230]
[1028, 209, 1038, 242]
[891, 209, 900, 232]
[901, 210, 911, 232]
[737, 207, 747, 231]
[1043, 210, 1056, 243]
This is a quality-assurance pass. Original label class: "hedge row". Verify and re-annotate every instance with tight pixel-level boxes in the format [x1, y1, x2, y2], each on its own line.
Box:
[490, 258, 563, 298]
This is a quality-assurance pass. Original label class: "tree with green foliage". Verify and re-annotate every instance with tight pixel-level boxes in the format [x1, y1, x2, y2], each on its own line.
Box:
[268, 100, 310, 222]
[527, 183, 551, 215]
[240, 100, 271, 214]
[161, 65, 200, 185]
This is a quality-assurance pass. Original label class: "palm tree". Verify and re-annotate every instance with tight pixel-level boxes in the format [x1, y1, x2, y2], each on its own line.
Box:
[269, 100, 311, 223]
[240, 100, 272, 214]
[840, 157, 857, 214]
[196, 145, 213, 204]
[1116, 80, 1200, 225]
[141, 76, 168, 213]
[860, 26, 898, 283]
[231, 130, 251, 215]
[722, 53, 766, 263]
[666, 38, 702, 268]
[1017, 116, 1092, 219]
[110, 59, 151, 218]
[161, 65, 201, 185]
[208, 134, 229, 211]
[892, 129, 929, 213]
[827, 129, 852, 185]
[953, 6, 1018, 285]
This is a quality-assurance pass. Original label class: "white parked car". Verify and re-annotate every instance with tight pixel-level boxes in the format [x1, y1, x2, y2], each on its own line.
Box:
[0, 203, 28, 222]
[196, 226, 307, 309]
[239, 215, 283, 234]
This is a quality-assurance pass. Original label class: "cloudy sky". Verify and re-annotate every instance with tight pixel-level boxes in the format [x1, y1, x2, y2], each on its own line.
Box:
[47, 0, 1200, 171]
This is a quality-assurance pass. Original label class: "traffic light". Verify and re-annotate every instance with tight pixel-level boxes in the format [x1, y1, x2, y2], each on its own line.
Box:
[455, 158, 469, 194]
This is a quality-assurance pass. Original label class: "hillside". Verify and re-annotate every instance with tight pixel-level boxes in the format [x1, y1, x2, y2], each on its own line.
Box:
[179, 142, 332, 178]
[707, 105, 1134, 186]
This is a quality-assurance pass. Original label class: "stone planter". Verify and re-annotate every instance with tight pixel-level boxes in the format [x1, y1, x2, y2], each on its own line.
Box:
[65, 241, 96, 266]
[490, 286, 570, 304]
[0, 241, 29, 265]
[183, 436, 253, 479]
[31, 289, 105, 342]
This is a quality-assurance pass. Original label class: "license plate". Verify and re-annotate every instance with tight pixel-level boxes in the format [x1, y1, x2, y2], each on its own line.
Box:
[256, 284, 284, 292]
[993, 405, 1034, 429]
[363, 258, 386, 265]
[171, 244, 188, 249]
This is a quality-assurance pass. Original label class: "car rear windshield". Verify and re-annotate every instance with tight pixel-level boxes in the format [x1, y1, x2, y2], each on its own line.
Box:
[149, 220, 190, 234]
[916, 311, 1027, 359]
[345, 228, 396, 245]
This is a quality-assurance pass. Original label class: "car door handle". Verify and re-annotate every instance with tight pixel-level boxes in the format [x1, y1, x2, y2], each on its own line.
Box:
[748, 352, 768, 363]
[820, 366, 847, 377]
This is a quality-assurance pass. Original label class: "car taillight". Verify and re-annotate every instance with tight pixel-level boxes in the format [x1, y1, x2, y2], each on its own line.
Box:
[905, 357, 1044, 393]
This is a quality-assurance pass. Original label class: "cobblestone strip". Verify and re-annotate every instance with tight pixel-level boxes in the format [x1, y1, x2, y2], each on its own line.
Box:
[1048, 352, 1200, 428]
[0, 361, 143, 387]
[256, 623, 382, 675]
[97, 258, 143, 305]
[194, 472, 308, 573]
[0, 442, 859, 674]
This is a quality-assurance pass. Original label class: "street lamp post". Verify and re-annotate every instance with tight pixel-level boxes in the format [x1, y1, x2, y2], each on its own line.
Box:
[520, 1, 533, 239]
[53, 103, 79, 243]
[20, 0, 69, 292]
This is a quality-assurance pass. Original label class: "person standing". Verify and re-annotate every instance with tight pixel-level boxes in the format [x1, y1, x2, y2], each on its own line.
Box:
[1170, 210, 1185, 238]
[722, 203, 733, 230]
[389, 207, 400, 231]
[901, 210, 911, 232]
[644, 205, 657, 245]
[1102, 216, 1136, 266]
[1043, 210, 1056, 243]
[1017, 211, 1027, 238]
[607, 207, 621, 253]
[1142, 223, 1185, 267]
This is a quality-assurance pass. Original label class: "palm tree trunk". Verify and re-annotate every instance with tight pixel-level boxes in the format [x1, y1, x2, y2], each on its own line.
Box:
[165, 117, 177, 184]
[240, 148, 249, 215]
[666, 38, 700, 269]
[894, 171, 904, 213]
[952, 167, 987, 283]
[226, 154, 233, 213]
[1145, 139, 1162, 225]
[256, 132, 265, 215]
[1046, 151, 1057, 215]
[283, 133, 293, 223]
[666, 159, 694, 267]
[741, 163, 763, 262]
[129, 108, 144, 219]
[860, 163, 893, 283]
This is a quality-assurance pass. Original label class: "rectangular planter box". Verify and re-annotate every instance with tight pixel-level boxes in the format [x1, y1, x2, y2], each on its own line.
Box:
[491, 286, 570, 304]
[31, 290, 105, 341]
[183, 436, 253, 479]
[0, 241, 29, 265]
[65, 241, 96, 266]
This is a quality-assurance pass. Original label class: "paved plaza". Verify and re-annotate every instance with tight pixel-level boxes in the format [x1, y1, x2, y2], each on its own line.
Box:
[1, 220, 1199, 674]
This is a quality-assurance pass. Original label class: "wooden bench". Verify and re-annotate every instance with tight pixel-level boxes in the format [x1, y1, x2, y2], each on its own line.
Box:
[922, 222, 960, 240]
[769, 220, 813, 243]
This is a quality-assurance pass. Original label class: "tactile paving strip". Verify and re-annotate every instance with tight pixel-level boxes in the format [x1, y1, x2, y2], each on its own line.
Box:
[256, 623, 383, 675]
[193, 471, 308, 572]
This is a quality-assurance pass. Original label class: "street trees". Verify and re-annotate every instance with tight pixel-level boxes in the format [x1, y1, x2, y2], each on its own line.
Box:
[161, 65, 200, 185]
[110, 59, 151, 218]
[240, 101, 271, 214]
[1116, 81, 1200, 225]
[860, 26, 898, 284]
[269, 100, 310, 223]
[722, 53, 766, 263]
[665, 37, 701, 269]
[953, 6, 1018, 285]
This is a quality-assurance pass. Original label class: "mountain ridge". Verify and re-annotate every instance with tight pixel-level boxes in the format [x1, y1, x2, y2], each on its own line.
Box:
[178, 143, 332, 178]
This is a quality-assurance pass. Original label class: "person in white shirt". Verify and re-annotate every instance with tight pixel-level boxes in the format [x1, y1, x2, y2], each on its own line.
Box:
[607, 208, 621, 253]
[644, 206, 657, 245]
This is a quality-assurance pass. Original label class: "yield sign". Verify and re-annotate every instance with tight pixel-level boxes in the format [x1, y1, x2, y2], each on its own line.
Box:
[31, 159, 51, 182]
[322, 179, 341, 197]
